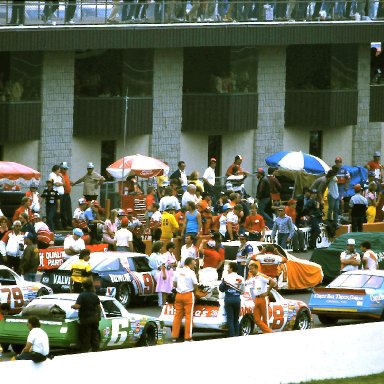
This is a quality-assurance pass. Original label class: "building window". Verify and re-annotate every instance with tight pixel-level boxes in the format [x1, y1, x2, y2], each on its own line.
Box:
[309, 131, 322, 158]
[75, 49, 153, 97]
[370, 42, 383, 85]
[0, 52, 42, 102]
[183, 47, 257, 94]
[101, 140, 116, 181]
[286, 45, 357, 90]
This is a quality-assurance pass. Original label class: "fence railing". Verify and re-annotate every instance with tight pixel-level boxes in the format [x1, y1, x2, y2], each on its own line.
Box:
[1, 0, 382, 26]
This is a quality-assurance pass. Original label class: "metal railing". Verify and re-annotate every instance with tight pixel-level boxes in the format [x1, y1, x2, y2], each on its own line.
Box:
[0, 0, 382, 26]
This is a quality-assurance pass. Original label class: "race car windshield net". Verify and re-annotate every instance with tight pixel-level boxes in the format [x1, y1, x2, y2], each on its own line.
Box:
[329, 274, 384, 289]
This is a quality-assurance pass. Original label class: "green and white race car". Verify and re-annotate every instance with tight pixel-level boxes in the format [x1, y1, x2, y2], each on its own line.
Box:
[0, 293, 165, 353]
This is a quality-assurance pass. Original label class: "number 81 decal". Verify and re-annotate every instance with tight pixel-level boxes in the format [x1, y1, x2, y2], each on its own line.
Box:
[0, 287, 25, 308]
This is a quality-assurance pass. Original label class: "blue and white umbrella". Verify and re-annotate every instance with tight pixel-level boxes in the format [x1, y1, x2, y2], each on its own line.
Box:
[265, 151, 330, 175]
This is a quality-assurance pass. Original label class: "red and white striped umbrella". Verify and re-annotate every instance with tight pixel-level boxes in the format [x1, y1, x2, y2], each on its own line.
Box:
[0, 161, 40, 186]
[106, 154, 169, 179]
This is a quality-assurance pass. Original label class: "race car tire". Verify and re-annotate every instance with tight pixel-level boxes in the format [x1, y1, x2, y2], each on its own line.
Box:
[293, 308, 311, 330]
[138, 323, 158, 347]
[37, 287, 51, 297]
[240, 315, 254, 336]
[116, 284, 132, 307]
[11, 344, 23, 354]
[318, 314, 338, 325]
[1, 343, 10, 352]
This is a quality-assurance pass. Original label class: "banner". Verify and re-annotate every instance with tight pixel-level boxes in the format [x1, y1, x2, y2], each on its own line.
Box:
[37, 244, 108, 270]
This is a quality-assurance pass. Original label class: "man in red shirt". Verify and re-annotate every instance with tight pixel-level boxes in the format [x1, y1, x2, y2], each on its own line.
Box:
[244, 203, 265, 241]
[199, 239, 221, 269]
[12, 196, 34, 223]
[366, 151, 383, 183]
[225, 155, 249, 177]
[60, 162, 73, 230]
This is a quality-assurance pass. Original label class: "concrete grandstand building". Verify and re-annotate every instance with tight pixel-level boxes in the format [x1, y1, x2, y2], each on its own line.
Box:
[0, 4, 383, 202]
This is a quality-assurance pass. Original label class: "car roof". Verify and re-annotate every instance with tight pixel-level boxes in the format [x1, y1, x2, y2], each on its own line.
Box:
[341, 270, 384, 277]
[91, 251, 148, 258]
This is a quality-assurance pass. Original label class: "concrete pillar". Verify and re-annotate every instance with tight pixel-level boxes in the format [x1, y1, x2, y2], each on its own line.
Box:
[253, 47, 286, 191]
[151, 49, 183, 171]
[352, 44, 382, 165]
[39, 52, 74, 181]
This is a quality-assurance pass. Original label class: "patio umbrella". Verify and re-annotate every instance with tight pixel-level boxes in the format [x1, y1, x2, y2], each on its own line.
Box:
[265, 151, 330, 175]
[0, 161, 40, 187]
[106, 154, 169, 179]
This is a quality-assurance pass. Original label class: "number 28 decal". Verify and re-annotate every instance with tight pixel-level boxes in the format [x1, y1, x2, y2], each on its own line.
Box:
[0, 287, 25, 308]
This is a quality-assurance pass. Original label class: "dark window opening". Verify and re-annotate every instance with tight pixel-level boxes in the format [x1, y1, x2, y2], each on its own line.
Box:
[309, 131, 322, 158]
[208, 135, 222, 176]
[101, 140, 116, 181]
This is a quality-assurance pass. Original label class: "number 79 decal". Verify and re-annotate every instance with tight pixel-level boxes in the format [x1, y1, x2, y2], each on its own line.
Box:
[0, 287, 25, 308]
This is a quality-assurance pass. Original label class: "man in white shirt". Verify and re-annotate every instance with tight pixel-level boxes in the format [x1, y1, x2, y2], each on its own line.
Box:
[202, 158, 216, 196]
[360, 241, 378, 270]
[115, 217, 133, 252]
[171, 257, 198, 342]
[245, 261, 277, 334]
[16, 315, 50, 362]
[340, 238, 361, 273]
[63, 228, 86, 260]
[149, 202, 162, 241]
[181, 184, 199, 207]
[179, 234, 198, 267]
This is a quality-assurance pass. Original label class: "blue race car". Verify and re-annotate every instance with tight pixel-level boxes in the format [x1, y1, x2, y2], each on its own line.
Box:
[308, 270, 384, 325]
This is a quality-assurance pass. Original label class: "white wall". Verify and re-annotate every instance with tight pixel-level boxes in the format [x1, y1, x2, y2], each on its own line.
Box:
[3, 141, 40, 172]
[3, 322, 384, 384]
[284, 127, 310, 153]
[116, 135, 150, 160]
[180, 133, 208, 179]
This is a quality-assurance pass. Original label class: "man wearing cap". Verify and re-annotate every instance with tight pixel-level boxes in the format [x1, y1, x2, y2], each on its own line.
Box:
[64, 228, 86, 260]
[256, 168, 273, 229]
[84, 200, 104, 244]
[218, 203, 232, 239]
[349, 184, 368, 232]
[20, 232, 39, 282]
[73, 198, 89, 231]
[340, 238, 361, 273]
[271, 206, 295, 250]
[366, 151, 383, 184]
[236, 233, 253, 278]
[70, 249, 92, 293]
[0, 220, 24, 272]
[198, 239, 222, 273]
[202, 158, 217, 198]
[72, 163, 105, 202]
[25, 182, 41, 214]
[41, 180, 61, 232]
[59, 162, 73, 230]
[226, 155, 249, 177]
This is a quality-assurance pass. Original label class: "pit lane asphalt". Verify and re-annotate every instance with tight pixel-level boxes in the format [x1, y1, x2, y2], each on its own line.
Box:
[0, 250, 366, 362]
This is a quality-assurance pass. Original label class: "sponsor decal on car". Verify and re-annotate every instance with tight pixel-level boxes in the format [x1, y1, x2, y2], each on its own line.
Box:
[109, 274, 131, 283]
[106, 287, 116, 297]
[370, 293, 384, 303]
[53, 275, 71, 285]
[313, 293, 364, 301]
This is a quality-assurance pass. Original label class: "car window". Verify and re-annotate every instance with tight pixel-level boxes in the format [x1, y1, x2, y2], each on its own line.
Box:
[93, 258, 120, 272]
[59, 255, 105, 270]
[329, 274, 383, 289]
[132, 257, 151, 272]
[0, 270, 17, 285]
[102, 300, 123, 318]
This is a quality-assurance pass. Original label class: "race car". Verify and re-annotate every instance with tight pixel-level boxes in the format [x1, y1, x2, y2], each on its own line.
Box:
[159, 281, 312, 335]
[40, 252, 157, 307]
[223, 241, 323, 290]
[309, 269, 384, 325]
[0, 265, 52, 314]
[0, 294, 165, 353]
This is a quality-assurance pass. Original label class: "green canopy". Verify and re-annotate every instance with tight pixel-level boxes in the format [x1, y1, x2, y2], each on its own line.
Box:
[310, 232, 384, 283]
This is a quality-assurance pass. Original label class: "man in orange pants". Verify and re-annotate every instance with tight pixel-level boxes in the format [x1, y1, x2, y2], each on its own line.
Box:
[171, 257, 198, 342]
[246, 262, 277, 333]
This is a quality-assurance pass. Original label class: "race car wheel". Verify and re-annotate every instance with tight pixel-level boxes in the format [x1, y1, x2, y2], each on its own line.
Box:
[11, 344, 23, 354]
[318, 314, 338, 325]
[116, 284, 132, 307]
[37, 287, 50, 297]
[240, 315, 254, 336]
[138, 323, 158, 347]
[293, 309, 311, 330]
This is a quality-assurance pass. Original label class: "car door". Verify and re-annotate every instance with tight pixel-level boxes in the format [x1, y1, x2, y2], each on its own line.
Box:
[127, 256, 156, 296]
[268, 291, 288, 332]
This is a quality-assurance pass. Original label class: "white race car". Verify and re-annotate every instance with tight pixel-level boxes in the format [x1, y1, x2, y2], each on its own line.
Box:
[159, 281, 311, 336]
[0, 265, 53, 314]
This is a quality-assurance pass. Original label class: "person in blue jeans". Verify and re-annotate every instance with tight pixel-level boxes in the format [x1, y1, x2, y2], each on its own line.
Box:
[219, 262, 244, 337]
[271, 205, 295, 250]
